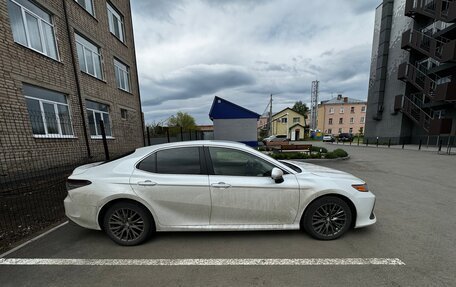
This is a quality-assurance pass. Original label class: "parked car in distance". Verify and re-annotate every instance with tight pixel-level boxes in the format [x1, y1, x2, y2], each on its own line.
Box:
[338, 133, 353, 142]
[322, 134, 335, 142]
[262, 134, 287, 144]
[64, 140, 376, 246]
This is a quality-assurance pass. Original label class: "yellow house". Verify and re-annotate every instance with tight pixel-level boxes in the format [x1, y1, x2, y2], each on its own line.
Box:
[271, 108, 306, 140]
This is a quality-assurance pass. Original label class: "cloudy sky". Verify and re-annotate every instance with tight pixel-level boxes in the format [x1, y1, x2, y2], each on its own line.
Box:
[130, 0, 379, 125]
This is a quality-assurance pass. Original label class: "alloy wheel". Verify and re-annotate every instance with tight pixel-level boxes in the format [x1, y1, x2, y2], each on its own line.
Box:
[311, 203, 347, 237]
[108, 208, 145, 242]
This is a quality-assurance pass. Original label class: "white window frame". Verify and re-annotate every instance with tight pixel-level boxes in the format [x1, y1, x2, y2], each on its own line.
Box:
[75, 33, 103, 79]
[350, 117, 354, 124]
[292, 117, 300, 123]
[328, 118, 333, 125]
[339, 107, 344, 114]
[338, 128, 343, 133]
[120, 108, 128, 120]
[107, 2, 124, 42]
[339, 118, 343, 124]
[329, 107, 334, 114]
[360, 116, 365, 123]
[281, 117, 287, 124]
[361, 106, 366, 112]
[8, 0, 59, 60]
[350, 106, 355, 113]
[349, 128, 353, 133]
[114, 58, 130, 92]
[25, 95, 74, 138]
[74, 0, 94, 16]
[86, 105, 113, 139]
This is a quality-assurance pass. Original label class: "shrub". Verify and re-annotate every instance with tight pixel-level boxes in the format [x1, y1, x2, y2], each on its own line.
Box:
[311, 146, 328, 153]
[270, 152, 309, 160]
[333, 149, 348, 158]
[324, 152, 338, 159]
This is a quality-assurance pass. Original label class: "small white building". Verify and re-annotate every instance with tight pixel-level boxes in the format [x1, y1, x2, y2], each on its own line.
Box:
[209, 96, 260, 147]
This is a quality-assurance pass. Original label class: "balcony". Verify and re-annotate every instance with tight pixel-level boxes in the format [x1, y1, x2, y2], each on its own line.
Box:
[400, 94, 453, 134]
[405, 0, 456, 22]
[397, 62, 435, 93]
[401, 29, 451, 62]
[433, 79, 456, 100]
[440, 39, 456, 61]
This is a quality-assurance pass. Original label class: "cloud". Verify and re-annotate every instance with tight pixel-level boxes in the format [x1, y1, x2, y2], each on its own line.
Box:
[131, 0, 377, 124]
[141, 64, 255, 106]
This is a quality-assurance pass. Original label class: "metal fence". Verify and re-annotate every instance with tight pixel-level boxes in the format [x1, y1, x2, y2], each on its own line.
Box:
[145, 126, 214, 146]
[0, 109, 142, 252]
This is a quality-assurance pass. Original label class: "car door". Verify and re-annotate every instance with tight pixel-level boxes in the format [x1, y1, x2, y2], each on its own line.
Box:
[130, 146, 211, 226]
[206, 146, 300, 225]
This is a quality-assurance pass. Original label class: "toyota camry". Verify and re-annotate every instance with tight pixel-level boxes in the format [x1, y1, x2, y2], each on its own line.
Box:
[64, 141, 376, 245]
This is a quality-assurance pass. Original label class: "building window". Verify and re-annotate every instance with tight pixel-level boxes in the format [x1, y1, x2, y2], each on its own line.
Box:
[328, 128, 332, 134]
[74, 0, 94, 15]
[350, 106, 355, 113]
[361, 106, 366, 112]
[281, 117, 287, 123]
[23, 84, 73, 137]
[75, 33, 103, 79]
[360, 116, 365, 123]
[120, 108, 128, 120]
[329, 107, 334, 114]
[7, 0, 58, 60]
[339, 107, 344, 113]
[292, 117, 300, 123]
[107, 2, 124, 42]
[328, 118, 333, 125]
[349, 128, 353, 133]
[350, 117, 354, 124]
[339, 118, 343, 124]
[338, 128, 342, 133]
[114, 58, 130, 92]
[359, 127, 364, 134]
[86, 100, 112, 137]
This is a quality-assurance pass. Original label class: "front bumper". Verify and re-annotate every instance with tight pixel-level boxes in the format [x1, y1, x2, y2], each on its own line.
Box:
[64, 195, 100, 230]
[354, 193, 377, 228]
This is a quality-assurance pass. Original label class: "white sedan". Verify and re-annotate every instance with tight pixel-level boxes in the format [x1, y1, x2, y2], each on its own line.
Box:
[64, 141, 376, 245]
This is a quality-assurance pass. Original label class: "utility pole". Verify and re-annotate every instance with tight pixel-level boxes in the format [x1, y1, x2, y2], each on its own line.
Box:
[311, 80, 319, 130]
[269, 94, 273, 136]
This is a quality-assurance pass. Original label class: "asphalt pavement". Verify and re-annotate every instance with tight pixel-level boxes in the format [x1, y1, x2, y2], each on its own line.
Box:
[0, 143, 455, 287]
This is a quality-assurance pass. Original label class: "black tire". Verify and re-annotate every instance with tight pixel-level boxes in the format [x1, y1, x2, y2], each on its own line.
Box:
[302, 196, 352, 240]
[103, 201, 155, 246]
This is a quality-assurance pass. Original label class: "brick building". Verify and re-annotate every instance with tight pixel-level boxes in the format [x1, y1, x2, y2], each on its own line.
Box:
[316, 95, 367, 135]
[0, 0, 144, 176]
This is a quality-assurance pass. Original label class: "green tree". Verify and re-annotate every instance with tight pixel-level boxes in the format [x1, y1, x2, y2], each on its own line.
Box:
[292, 101, 309, 125]
[168, 111, 196, 130]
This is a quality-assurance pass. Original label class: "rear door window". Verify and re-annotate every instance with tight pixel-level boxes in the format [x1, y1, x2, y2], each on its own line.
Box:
[137, 147, 202, 174]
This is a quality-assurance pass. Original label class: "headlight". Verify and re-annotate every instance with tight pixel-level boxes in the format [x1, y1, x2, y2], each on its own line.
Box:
[352, 184, 369, 192]
[66, 179, 92, 191]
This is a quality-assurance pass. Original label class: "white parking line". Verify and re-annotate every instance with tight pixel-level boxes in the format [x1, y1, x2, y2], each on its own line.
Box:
[0, 221, 69, 259]
[0, 258, 405, 266]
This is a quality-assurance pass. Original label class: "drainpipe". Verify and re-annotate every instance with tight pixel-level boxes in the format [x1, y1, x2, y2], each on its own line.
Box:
[128, 0, 146, 146]
[62, 0, 91, 157]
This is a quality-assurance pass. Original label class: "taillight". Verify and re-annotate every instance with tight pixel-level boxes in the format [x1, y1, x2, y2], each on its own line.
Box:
[66, 179, 92, 191]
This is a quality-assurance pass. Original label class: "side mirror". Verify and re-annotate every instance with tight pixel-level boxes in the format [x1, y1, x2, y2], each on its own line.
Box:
[271, 167, 284, 183]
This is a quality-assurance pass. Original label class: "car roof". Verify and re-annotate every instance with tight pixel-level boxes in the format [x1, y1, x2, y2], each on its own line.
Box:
[134, 140, 249, 157]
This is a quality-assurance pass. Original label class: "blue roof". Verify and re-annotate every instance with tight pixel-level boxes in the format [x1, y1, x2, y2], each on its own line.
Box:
[209, 96, 260, 120]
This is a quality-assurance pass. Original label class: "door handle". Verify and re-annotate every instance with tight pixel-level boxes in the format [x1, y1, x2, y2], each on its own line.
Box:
[211, 182, 231, 189]
[137, 180, 157, 186]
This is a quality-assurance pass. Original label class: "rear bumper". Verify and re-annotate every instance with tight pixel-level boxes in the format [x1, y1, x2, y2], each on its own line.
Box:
[64, 195, 100, 230]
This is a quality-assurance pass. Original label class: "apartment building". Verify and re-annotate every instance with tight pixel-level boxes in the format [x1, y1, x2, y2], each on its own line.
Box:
[365, 0, 456, 144]
[317, 95, 367, 135]
[0, 0, 143, 175]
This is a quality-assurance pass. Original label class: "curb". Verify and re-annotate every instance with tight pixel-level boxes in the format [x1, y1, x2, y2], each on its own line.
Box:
[291, 155, 351, 162]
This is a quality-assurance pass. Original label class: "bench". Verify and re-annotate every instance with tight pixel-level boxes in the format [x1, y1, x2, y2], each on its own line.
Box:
[277, 144, 312, 154]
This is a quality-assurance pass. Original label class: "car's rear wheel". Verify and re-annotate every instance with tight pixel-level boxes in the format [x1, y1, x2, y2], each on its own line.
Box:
[103, 202, 154, 246]
[302, 196, 352, 240]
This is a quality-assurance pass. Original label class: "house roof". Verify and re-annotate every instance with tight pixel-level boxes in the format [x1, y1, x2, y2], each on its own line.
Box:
[209, 96, 260, 120]
[272, 107, 306, 118]
[288, 123, 306, 130]
[322, 96, 366, 105]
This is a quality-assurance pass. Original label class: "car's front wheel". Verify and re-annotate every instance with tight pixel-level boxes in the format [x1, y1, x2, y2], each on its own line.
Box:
[103, 201, 154, 246]
[302, 196, 352, 240]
